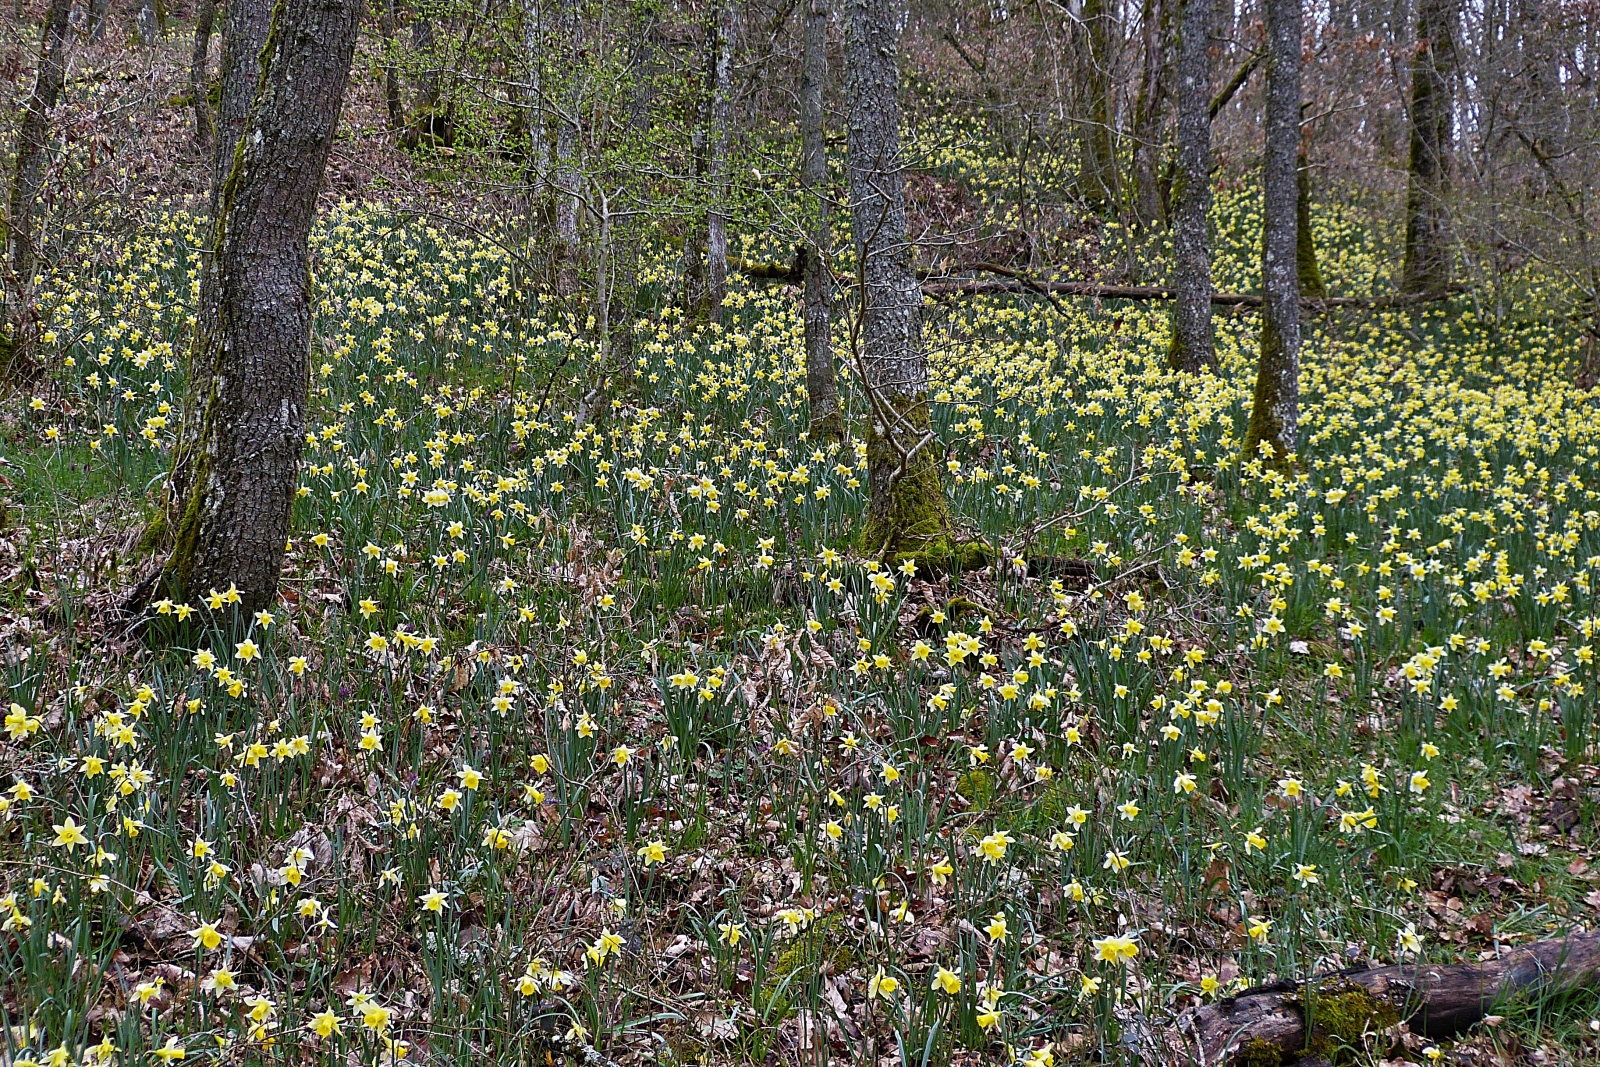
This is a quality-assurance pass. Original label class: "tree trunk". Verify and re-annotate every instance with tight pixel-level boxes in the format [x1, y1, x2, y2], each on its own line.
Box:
[704, 0, 735, 324]
[1243, 0, 1300, 465]
[89, 0, 110, 39]
[381, 0, 406, 134]
[801, 0, 841, 442]
[165, 0, 272, 522]
[845, 0, 950, 560]
[681, 112, 708, 318]
[1, 0, 71, 386]
[1130, 0, 1169, 229]
[1166, 0, 1212, 372]
[1399, 0, 1459, 294]
[134, 0, 158, 43]
[210, 0, 273, 215]
[1080, 0, 1118, 210]
[522, 0, 548, 200]
[1297, 145, 1326, 299]
[190, 0, 217, 151]
[552, 0, 581, 294]
[412, 15, 439, 118]
[1173, 931, 1600, 1066]
[162, 0, 363, 620]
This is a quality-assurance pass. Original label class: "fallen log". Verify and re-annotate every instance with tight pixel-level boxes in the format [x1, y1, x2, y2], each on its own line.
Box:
[729, 256, 1463, 310]
[1172, 930, 1600, 1066]
[920, 272, 1466, 309]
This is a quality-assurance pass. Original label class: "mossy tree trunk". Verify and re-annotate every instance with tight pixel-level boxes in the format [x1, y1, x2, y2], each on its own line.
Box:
[1243, 0, 1301, 466]
[166, 0, 272, 523]
[1, 0, 71, 386]
[800, 0, 841, 443]
[1400, 0, 1460, 295]
[1166, 0, 1213, 372]
[163, 0, 363, 619]
[189, 0, 217, 150]
[1296, 144, 1326, 300]
[844, 0, 950, 559]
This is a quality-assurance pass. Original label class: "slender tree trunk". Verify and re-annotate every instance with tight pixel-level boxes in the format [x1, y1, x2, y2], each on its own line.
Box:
[2, 0, 71, 384]
[89, 0, 110, 39]
[681, 112, 708, 318]
[1244, 0, 1301, 465]
[1297, 144, 1326, 299]
[165, 0, 272, 521]
[801, 0, 841, 442]
[163, 0, 364, 620]
[1167, 0, 1213, 372]
[1130, 0, 1169, 229]
[1081, 0, 1117, 209]
[381, 0, 406, 134]
[552, 0, 581, 294]
[190, 0, 217, 151]
[845, 0, 950, 559]
[522, 0, 548, 200]
[134, 0, 158, 43]
[704, 0, 735, 324]
[412, 15, 439, 117]
[1400, 0, 1459, 293]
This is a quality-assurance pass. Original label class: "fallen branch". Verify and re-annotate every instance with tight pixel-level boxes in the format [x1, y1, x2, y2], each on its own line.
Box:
[1173, 930, 1600, 1066]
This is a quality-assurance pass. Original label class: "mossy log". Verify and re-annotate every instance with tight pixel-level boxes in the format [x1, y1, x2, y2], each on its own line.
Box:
[1173, 931, 1600, 1065]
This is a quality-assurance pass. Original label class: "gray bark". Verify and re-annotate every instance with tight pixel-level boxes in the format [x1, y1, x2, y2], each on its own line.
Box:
[1080, 0, 1117, 209]
[166, 0, 364, 619]
[167, 0, 272, 518]
[1400, 0, 1459, 294]
[1244, 0, 1301, 463]
[845, 0, 948, 554]
[1, 0, 71, 384]
[89, 0, 110, 39]
[412, 14, 439, 116]
[800, 0, 841, 441]
[522, 0, 549, 197]
[1167, 0, 1212, 371]
[1130, 0, 1169, 229]
[705, 0, 735, 323]
[553, 0, 581, 292]
[211, 0, 273, 211]
[134, 0, 158, 44]
[190, 0, 216, 150]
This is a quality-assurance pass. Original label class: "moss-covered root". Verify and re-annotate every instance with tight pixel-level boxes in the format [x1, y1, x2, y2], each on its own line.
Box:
[858, 391, 983, 575]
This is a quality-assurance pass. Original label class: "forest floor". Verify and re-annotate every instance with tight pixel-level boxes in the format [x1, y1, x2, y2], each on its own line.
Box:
[4, 20, 1600, 1067]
